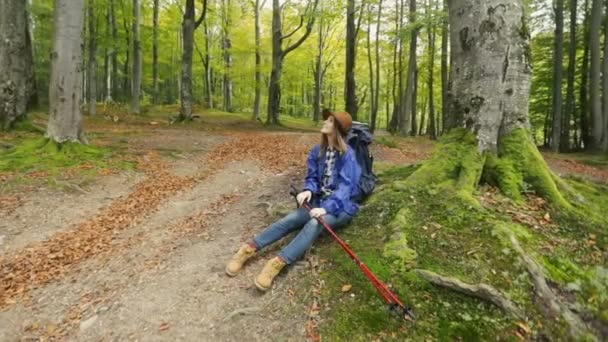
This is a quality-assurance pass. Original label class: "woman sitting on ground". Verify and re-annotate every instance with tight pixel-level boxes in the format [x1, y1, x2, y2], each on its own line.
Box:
[225, 109, 362, 291]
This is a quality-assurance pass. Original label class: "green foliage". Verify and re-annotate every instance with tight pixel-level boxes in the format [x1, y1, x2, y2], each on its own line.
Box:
[376, 137, 397, 148]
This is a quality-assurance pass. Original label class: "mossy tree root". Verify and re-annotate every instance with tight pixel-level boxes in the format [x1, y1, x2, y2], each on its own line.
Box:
[509, 234, 594, 340]
[396, 128, 570, 209]
[414, 269, 524, 319]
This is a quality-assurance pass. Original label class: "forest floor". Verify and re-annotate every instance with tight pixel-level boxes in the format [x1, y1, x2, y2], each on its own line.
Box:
[0, 106, 607, 341]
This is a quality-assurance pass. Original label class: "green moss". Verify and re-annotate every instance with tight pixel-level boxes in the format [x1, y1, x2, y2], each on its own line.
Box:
[377, 137, 398, 148]
[484, 129, 569, 208]
[400, 129, 485, 203]
[0, 137, 113, 173]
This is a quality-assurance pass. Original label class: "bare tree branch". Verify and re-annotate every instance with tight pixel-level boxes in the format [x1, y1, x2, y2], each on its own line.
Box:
[282, 0, 320, 56]
[195, 0, 208, 29]
[281, 15, 305, 40]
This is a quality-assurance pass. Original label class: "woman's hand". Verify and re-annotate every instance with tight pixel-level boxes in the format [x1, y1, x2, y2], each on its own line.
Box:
[296, 190, 312, 206]
[309, 208, 327, 218]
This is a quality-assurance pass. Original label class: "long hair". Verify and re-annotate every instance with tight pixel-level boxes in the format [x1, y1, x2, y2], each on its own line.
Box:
[320, 120, 348, 154]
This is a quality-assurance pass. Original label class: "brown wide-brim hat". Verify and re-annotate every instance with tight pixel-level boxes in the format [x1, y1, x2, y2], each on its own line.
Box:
[322, 109, 352, 136]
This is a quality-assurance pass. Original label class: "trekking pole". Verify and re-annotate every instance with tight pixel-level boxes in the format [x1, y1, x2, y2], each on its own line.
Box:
[290, 186, 415, 321]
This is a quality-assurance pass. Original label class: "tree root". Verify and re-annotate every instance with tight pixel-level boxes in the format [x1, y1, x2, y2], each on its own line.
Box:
[509, 234, 592, 340]
[414, 269, 524, 319]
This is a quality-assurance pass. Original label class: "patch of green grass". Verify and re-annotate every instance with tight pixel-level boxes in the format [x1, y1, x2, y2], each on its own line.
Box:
[0, 137, 134, 187]
[377, 137, 398, 148]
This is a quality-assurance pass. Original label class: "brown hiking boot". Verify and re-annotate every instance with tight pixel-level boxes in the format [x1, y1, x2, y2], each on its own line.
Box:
[254, 256, 286, 291]
[225, 244, 256, 276]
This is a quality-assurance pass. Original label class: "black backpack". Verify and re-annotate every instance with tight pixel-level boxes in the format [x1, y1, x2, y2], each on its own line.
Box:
[346, 122, 377, 202]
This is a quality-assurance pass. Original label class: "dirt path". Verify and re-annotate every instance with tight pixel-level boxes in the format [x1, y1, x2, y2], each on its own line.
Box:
[0, 130, 322, 341]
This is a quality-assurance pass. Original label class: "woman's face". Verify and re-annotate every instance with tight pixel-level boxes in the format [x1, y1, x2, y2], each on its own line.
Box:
[321, 115, 335, 135]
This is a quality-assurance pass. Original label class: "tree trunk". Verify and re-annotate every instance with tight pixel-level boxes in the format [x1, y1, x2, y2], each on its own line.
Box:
[345, 0, 358, 119]
[602, 0, 608, 151]
[121, 1, 130, 101]
[204, 21, 213, 109]
[389, 0, 404, 132]
[427, 0, 437, 140]
[222, 0, 233, 112]
[47, 0, 86, 143]
[580, 0, 590, 150]
[252, 0, 262, 120]
[25, 6, 38, 109]
[371, 0, 383, 132]
[131, 0, 141, 114]
[399, 0, 417, 135]
[411, 69, 418, 135]
[0, 0, 29, 130]
[440, 0, 449, 135]
[313, 12, 325, 123]
[588, 0, 602, 150]
[153, 0, 159, 104]
[562, 0, 577, 152]
[88, 0, 97, 116]
[366, 2, 375, 128]
[550, 0, 564, 151]
[266, 0, 318, 125]
[110, 0, 118, 100]
[179, 0, 207, 121]
[104, 1, 112, 103]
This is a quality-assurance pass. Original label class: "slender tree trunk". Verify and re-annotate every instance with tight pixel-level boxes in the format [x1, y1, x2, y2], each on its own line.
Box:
[427, 0, 437, 140]
[47, 0, 86, 143]
[345, 0, 358, 119]
[252, 0, 262, 120]
[121, 1, 130, 101]
[440, 0, 448, 135]
[550, 0, 564, 151]
[204, 21, 213, 108]
[104, 1, 112, 102]
[267, 0, 318, 124]
[131, 0, 141, 114]
[88, 0, 97, 116]
[110, 0, 118, 100]
[411, 68, 418, 135]
[313, 15, 324, 123]
[0, 0, 29, 130]
[366, 2, 375, 127]
[588, 0, 603, 150]
[562, 0, 577, 152]
[399, 0, 417, 135]
[222, 0, 233, 112]
[179, 0, 207, 120]
[153, 0, 159, 104]
[389, 0, 403, 132]
[25, 4, 38, 109]
[371, 0, 383, 132]
[580, 0, 590, 149]
[602, 0, 608, 151]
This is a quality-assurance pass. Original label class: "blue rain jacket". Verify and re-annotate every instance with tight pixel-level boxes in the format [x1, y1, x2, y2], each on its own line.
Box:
[303, 144, 362, 216]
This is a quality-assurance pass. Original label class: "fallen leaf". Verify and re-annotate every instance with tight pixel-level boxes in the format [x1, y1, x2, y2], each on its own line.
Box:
[516, 322, 531, 335]
[543, 213, 551, 222]
[341, 284, 352, 292]
[159, 323, 170, 331]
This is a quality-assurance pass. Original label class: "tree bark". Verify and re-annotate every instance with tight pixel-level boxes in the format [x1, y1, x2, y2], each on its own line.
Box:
[588, 0, 602, 150]
[47, 0, 86, 143]
[153, 0, 159, 104]
[266, 0, 319, 125]
[252, 0, 263, 120]
[550, 0, 564, 152]
[399, 0, 417, 135]
[345, 0, 358, 119]
[389, 0, 404, 132]
[87, 0, 97, 116]
[602, 0, 608, 151]
[25, 5, 38, 109]
[440, 0, 449, 135]
[179, 0, 208, 121]
[121, 0, 131, 101]
[427, 0, 437, 140]
[366, 2, 375, 128]
[203, 21, 213, 109]
[562, 0, 577, 152]
[131, 0, 141, 114]
[0, 0, 30, 130]
[222, 0, 233, 112]
[371, 0, 383, 132]
[110, 0, 118, 100]
[580, 0, 590, 150]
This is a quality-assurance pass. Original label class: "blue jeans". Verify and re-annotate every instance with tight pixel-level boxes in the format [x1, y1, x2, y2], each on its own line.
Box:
[252, 206, 353, 264]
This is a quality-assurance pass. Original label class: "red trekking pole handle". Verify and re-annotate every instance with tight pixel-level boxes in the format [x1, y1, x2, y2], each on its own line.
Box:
[289, 186, 415, 321]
